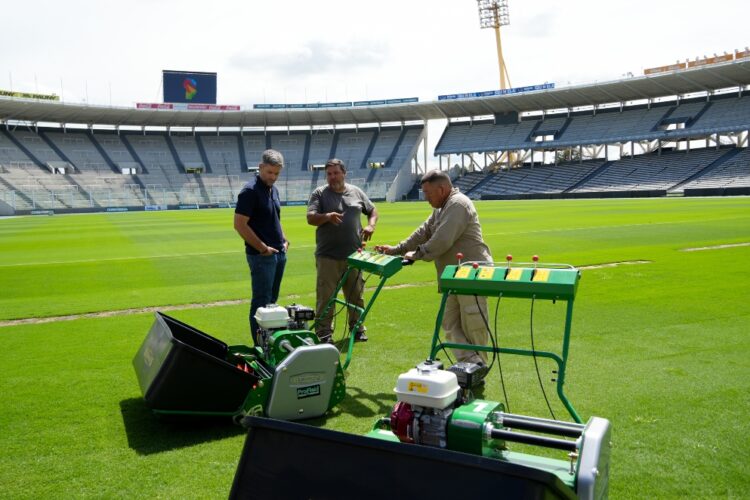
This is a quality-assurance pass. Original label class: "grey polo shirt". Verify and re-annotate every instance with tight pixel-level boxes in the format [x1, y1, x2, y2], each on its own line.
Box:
[308, 183, 375, 260]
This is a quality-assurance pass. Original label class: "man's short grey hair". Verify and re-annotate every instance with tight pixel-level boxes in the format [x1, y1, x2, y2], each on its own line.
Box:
[261, 149, 284, 168]
[420, 169, 452, 186]
[325, 158, 347, 173]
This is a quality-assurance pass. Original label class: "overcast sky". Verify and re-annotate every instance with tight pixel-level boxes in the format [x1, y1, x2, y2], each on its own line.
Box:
[2, 0, 747, 108]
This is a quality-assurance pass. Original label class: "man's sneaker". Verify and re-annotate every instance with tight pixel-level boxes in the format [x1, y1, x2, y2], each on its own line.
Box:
[354, 331, 368, 342]
[318, 333, 333, 344]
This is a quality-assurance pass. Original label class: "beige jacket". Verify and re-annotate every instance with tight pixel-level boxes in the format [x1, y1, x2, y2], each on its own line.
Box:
[397, 188, 493, 281]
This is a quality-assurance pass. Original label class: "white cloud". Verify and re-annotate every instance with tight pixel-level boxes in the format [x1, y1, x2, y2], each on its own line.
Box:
[230, 38, 389, 80]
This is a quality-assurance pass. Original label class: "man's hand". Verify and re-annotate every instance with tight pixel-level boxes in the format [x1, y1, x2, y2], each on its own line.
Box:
[261, 245, 279, 256]
[361, 224, 375, 242]
[327, 212, 344, 225]
[374, 244, 398, 255]
[403, 251, 416, 261]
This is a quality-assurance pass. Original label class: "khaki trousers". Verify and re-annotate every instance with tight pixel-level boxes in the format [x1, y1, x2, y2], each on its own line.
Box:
[442, 294, 489, 364]
[315, 256, 366, 338]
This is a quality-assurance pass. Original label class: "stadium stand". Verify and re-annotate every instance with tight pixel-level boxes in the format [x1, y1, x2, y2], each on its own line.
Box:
[435, 90, 749, 199]
[679, 147, 750, 190]
[456, 146, 749, 199]
[436, 95, 750, 157]
[570, 149, 726, 192]
[476, 160, 607, 197]
[0, 125, 424, 211]
[0, 59, 748, 213]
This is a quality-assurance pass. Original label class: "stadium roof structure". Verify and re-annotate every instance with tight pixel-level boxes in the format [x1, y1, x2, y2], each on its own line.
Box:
[1, 59, 749, 129]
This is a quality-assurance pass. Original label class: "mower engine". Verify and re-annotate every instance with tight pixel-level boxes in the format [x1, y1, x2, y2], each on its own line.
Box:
[390, 361, 460, 447]
[389, 360, 502, 451]
[255, 304, 315, 354]
[370, 362, 611, 499]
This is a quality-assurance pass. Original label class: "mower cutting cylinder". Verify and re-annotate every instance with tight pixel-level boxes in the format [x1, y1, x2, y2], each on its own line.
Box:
[489, 428, 579, 452]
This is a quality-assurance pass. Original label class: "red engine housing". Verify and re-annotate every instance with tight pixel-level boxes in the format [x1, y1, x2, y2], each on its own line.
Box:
[390, 401, 415, 443]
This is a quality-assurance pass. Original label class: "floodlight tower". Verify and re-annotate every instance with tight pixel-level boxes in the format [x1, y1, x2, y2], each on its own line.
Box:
[477, 0, 511, 89]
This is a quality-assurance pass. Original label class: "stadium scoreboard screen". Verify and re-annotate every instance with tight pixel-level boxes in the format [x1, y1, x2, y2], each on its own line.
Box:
[163, 70, 217, 104]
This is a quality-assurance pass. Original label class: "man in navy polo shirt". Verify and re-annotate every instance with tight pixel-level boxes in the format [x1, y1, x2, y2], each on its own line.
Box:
[233, 149, 289, 343]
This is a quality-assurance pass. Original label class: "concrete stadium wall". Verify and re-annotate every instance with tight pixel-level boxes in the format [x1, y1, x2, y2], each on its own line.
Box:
[0, 200, 14, 216]
[684, 187, 750, 197]
[481, 190, 668, 201]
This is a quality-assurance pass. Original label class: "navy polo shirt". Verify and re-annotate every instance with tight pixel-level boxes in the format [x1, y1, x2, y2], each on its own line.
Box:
[235, 175, 284, 255]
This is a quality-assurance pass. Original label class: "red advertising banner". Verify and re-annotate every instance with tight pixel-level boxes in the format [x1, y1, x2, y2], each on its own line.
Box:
[736, 49, 750, 59]
[686, 55, 732, 68]
[644, 62, 686, 75]
[713, 54, 733, 63]
[185, 104, 240, 111]
[136, 103, 173, 109]
[136, 103, 240, 111]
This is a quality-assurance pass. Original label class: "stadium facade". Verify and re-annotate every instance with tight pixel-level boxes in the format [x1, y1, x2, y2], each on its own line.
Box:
[0, 59, 748, 214]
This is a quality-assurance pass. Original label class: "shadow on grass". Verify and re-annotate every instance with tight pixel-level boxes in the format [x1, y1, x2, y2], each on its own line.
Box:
[298, 384, 395, 429]
[120, 398, 245, 455]
[336, 385, 395, 417]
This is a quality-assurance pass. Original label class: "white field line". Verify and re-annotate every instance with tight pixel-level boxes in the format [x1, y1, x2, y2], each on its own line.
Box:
[578, 260, 651, 270]
[680, 242, 750, 252]
[0, 282, 432, 327]
[0, 299, 250, 327]
[483, 219, 704, 237]
[0, 245, 316, 268]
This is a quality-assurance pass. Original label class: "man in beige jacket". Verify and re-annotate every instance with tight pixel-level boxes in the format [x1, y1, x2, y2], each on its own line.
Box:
[376, 170, 493, 364]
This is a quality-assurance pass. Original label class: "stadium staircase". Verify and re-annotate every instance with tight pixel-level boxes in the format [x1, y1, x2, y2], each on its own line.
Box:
[0, 175, 35, 208]
[404, 179, 421, 200]
[525, 120, 543, 142]
[120, 135, 149, 174]
[563, 161, 613, 193]
[385, 128, 408, 170]
[61, 173, 92, 205]
[328, 131, 340, 159]
[688, 102, 714, 127]
[194, 136, 213, 173]
[130, 174, 149, 199]
[87, 132, 122, 174]
[362, 131, 380, 170]
[0, 129, 49, 172]
[237, 135, 248, 172]
[557, 117, 573, 138]
[192, 174, 210, 202]
[363, 132, 381, 184]
[300, 134, 311, 174]
[464, 173, 496, 198]
[668, 148, 743, 192]
[164, 136, 187, 173]
[652, 106, 678, 131]
[37, 130, 74, 171]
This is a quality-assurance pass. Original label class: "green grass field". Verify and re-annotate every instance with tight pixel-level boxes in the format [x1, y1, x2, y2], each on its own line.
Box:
[1, 197, 749, 498]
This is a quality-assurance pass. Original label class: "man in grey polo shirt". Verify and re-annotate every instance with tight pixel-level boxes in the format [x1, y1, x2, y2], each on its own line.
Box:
[307, 158, 379, 344]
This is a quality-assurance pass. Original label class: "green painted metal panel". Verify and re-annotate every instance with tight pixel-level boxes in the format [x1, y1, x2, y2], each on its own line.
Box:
[448, 399, 504, 455]
[364, 429, 401, 442]
[347, 250, 403, 278]
[439, 264, 580, 300]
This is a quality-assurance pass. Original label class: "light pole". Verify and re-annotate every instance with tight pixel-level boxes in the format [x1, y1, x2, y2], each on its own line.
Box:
[477, 0, 511, 90]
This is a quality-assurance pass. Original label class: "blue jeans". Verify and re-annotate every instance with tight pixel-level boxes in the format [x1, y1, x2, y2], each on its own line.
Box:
[247, 251, 287, 343]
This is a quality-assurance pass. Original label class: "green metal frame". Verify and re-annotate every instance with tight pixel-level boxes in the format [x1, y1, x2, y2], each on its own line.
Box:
[316, 267, 388, 370]
[429, 264, 583, 423]
[315, 250, 404, 370]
